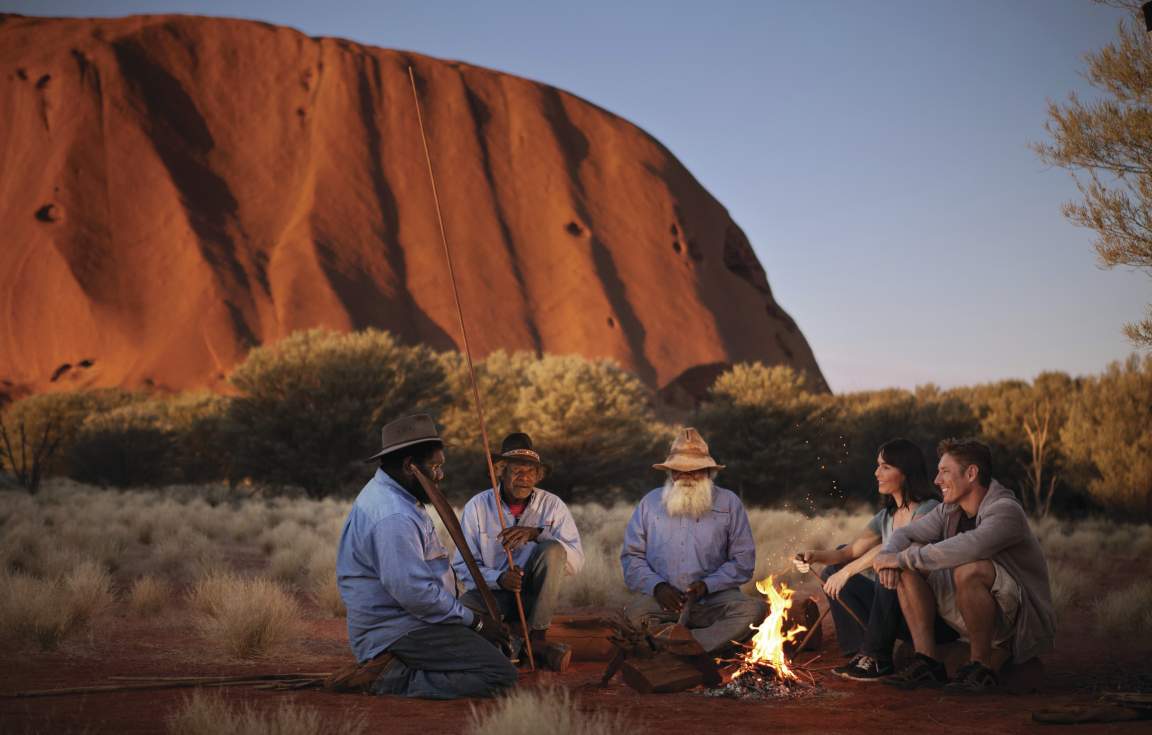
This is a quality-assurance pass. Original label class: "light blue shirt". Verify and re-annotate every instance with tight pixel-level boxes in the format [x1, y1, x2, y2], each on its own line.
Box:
[336, 469, 474, 662]
[453, 487, 585, 590]
[620, 485, 756, 598]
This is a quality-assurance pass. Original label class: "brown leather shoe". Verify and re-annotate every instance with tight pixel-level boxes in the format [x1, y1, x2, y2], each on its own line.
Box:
[538, 642, 572, 672]
[323, 652, 397, 693]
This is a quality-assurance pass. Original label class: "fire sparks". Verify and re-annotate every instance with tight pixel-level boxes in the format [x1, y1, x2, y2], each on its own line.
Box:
[733, 576, 807, 682]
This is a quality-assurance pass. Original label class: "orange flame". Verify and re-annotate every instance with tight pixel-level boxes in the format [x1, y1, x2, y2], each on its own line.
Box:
[735, 575, 807, 681]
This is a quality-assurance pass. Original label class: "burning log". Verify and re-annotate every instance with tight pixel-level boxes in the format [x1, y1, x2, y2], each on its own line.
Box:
[602, 577, 824, 697]
[620, 654, 705, 694]
[710, 576, 822, 700]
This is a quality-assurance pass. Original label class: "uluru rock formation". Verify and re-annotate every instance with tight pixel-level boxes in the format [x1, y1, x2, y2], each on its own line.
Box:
[0, 13, 825, 402]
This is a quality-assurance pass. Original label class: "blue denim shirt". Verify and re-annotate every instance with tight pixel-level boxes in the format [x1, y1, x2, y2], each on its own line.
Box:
[452, 487, 585, 591]
[620, 485, 756, 597]
[337, 469, 474, 662]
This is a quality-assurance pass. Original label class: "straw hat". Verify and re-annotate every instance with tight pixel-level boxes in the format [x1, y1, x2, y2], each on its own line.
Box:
[652, 427, 725, 473]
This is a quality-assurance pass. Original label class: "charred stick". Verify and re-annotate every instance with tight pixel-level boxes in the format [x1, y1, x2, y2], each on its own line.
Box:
[5, 678, 323, 698]
[792, 604, 831, 656]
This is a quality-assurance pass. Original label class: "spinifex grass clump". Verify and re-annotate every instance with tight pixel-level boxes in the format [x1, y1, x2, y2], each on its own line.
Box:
[1094, 580, 1152, 641]
[127, 574, 172, 616]
[304, 544, 345, 618]
[168, 690, 366, 735]
[468, 687, 632, 735]
[190, 570, 302, 658]
[0, 559, 113, 650]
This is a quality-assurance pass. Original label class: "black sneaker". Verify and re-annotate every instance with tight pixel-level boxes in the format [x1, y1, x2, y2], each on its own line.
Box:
[833, 654, 893, 681]
[944, 661, 998, 694]
[883, 653, 949, 689]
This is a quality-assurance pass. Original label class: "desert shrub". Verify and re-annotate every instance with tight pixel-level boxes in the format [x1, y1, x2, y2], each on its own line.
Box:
[70, 393, 232, 488]
[0, 560, 113, 650]
[229, 329, 448, 498]
[1062, 355, 1152, 518]
[468, 687, 633, 735]
[128, 575, 172, 615]
[168, 690, 366, 735]
[1093, 580, 1152, 640]
[696, 363, 836, 506]
[438, 351, 665, 501]
[0, 389, 141, 492]
[191, 570, 303, 657]
[831, 385, 978, 505]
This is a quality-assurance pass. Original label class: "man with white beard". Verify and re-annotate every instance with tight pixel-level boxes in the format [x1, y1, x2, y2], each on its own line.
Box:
[620, 428, 765, 654]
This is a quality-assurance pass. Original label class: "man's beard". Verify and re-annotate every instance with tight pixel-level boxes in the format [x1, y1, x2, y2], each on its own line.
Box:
[662, 475, 714, 519]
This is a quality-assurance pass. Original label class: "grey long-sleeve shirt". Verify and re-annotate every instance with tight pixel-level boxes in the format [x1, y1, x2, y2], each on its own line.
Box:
[883, 481, 1056, 662]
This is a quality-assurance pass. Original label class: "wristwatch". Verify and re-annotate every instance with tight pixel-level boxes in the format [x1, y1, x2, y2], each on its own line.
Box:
[470, 616, 484, 633]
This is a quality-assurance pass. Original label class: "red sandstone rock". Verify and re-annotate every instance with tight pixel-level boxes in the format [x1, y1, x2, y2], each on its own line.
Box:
[0, 13, 825, 401]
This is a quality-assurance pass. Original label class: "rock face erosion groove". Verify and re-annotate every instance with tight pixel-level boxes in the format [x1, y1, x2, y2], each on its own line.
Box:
[0, 13, 826, 399]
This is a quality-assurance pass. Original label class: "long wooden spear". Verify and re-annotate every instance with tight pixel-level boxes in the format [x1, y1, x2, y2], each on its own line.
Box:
[406, 65, 535, 670]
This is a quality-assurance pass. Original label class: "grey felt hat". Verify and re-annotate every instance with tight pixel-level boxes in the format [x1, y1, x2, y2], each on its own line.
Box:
[364, 414, 443, 462]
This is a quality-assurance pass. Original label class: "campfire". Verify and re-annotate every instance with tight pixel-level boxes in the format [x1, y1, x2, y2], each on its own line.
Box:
[710, 576, 819, 699]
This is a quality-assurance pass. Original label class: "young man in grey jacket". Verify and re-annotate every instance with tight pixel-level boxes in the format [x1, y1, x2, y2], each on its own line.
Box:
[872, 438, 1055, 693]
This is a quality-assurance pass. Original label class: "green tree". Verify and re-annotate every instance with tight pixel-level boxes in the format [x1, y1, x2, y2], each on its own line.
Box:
[1035, 0, 1152, 346]
[696, 363, 834, 507]
[228, 329, 448, 498]
[1061, 354, 1152, 517]
[948, 373, 1079, 516]
[831, 385, 978, 505]
[437, 351, 664, 500]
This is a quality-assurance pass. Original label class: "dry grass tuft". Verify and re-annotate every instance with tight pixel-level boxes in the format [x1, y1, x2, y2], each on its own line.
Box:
[305, 545, 345, 617]
[191, 570, 303, 657]
[1093, 580, 1152, 640]
[168, 690, 366, 735]
[0, 560, 113, 650]
[469, 687, 633, 735]
[1047, 561, 1089, 617]
[128, 574, 172, 615]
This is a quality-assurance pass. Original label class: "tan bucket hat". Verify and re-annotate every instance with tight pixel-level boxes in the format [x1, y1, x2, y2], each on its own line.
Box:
[652, 427, 725, 473]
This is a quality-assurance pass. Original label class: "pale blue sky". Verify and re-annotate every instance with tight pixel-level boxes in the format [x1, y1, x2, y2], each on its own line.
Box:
[6, 0, 1148, 391]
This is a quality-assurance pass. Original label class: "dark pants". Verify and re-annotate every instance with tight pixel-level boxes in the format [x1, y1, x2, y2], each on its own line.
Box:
[822, 561, 960, 662]
[372, 624, 517, 700]
[461, 540, 566, 630]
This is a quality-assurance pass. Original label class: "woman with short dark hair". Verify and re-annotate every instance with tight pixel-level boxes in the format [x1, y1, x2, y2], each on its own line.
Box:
[794, 438, 950, 680]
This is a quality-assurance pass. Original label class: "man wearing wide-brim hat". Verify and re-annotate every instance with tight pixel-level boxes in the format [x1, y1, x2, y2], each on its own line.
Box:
[336, 414, 517, 699]
[454, 432, 585, 672]
[620, 427, 766, 654]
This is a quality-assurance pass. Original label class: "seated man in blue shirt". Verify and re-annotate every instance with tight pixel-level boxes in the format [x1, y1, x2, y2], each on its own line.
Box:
[621, 428, 766, 654]
[455, 433, 584, 672]
[336, 414, 517, 699]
